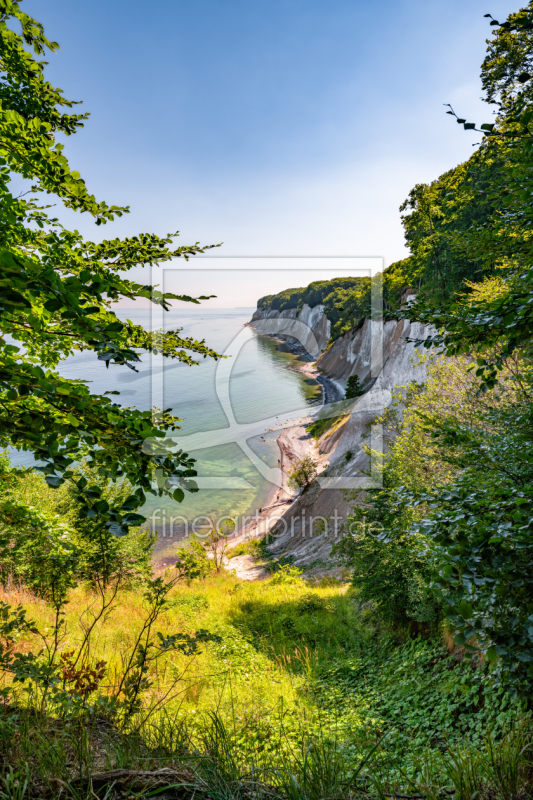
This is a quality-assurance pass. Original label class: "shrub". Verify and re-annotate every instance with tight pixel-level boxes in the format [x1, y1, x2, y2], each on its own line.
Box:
[175, 539, 212, 582]
[0, 454, 77, 597]
[62, 462, 155, 589]
[269, 564, 304, 585]
[226, 542, 248, 558]
[0, 498, 77, 600]
[334, 517, 439, 626]
[287, 456, 318, 491]
[297, 592, 331, 613]
[0, 455, 156, 594]
[226, 538, 265, 560]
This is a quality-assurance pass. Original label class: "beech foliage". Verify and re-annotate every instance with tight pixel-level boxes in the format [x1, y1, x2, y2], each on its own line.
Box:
[0, 1, 221, 536]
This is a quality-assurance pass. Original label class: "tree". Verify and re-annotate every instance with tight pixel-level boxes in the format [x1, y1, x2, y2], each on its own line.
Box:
[0, 2, 221, 538]
[402, 6, 533, 389]
[345, 375, 364, 399]
[205, 515, 234, 572]
[287, 455, 318, 491]
[382, 6, 533, 693]
[175, 517, 236, 578]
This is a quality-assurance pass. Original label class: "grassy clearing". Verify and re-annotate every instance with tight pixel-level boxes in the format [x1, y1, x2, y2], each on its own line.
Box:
[0, 570, 528, 798]
[306, 414, 347, 440]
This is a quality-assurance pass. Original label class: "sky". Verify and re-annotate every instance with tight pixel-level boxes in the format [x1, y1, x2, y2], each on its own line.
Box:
[23, 0, 520, 307]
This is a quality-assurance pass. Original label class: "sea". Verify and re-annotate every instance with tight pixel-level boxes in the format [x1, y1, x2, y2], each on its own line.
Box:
[11, 307, 322, 560]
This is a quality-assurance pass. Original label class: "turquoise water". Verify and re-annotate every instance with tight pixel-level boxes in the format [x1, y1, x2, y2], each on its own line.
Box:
[12, 307, 322, 543]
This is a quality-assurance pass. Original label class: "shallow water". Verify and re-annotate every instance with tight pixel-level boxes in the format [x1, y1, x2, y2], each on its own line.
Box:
[12, 307, 322, 551]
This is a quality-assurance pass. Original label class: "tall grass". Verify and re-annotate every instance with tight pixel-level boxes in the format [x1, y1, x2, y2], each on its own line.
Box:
[0, 570, 530, 798]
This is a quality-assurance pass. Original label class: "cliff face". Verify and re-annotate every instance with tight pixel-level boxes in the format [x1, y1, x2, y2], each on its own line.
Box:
[316, 317, 430, 392]
[255, 311, 435, 573]
[250, 304, 330, 358]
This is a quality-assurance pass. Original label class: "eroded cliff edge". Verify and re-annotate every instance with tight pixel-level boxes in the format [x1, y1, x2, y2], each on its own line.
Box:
[249, 304, 434, 574]
[250, 303, 330, 358]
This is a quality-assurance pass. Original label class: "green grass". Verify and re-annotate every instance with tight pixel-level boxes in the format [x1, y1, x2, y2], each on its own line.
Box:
[0, 571, 528, 798]
[306, 414, 347, 440]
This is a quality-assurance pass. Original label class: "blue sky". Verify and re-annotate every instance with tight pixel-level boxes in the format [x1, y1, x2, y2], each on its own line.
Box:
[24, 0, 519, 305]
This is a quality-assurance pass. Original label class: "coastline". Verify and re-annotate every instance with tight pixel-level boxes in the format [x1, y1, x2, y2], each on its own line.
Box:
[227, 335, 341, 551]
[155, 328, 343, 577]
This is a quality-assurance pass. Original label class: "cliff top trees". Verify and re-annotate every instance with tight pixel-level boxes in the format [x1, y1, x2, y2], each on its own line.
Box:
[352, 5, 533, 693]
[0, 1, 220, 535]
[398, 5, 533, 391]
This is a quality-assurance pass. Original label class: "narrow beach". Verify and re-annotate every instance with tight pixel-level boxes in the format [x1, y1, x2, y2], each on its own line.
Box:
[227, 338, 341, 556]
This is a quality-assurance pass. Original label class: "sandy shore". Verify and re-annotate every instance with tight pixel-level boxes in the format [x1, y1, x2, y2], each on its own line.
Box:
[155, 336, 343, 578]
[224, 419, 321, 579]
[226, 355, 337, 561]
[226, 419, 312, 546]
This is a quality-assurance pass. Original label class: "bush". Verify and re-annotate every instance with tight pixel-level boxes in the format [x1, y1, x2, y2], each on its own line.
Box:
[334, 357, 480, 627]
[63, 462, 155, 589]
[287, 456, 318, 491]
[334, 517, 439, 626]
[269, 564, 303, 585]
[175, 539, 212, 582]
[420, 466, 533, 692]
[226, 538, 265, 560]
[0, 455, 155, 595]
[0, 454, 77, 597]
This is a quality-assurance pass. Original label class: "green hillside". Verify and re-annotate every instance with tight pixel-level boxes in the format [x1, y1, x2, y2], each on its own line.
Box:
[257, 149, 500, 338]
[257, 276, 371, 339]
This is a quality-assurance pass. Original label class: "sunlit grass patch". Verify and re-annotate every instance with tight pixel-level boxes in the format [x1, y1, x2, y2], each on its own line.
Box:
[0, 567, 527, 796]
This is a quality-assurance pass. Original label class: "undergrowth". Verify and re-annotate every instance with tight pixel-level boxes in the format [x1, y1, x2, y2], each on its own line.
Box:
[226, 538, 267, 560]
[0, 571, 528, 798]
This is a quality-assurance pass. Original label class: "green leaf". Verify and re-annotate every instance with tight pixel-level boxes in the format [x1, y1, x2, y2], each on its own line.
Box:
[173, 488, 185, 503]
[458, 600, 473, 619]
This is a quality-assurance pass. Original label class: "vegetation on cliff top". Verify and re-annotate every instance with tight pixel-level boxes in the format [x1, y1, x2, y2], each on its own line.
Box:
[335, 0, 533, 696]
[256, 277, 372, 340]
[3, 1, 533, 798]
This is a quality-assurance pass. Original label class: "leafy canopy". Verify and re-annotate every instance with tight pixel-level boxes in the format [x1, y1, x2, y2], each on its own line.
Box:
[401, 4, 533, 389]
[0, 1, 222, 536]
[343, 4, 533, 693]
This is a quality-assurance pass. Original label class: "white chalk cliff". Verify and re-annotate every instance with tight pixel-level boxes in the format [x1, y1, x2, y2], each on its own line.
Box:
[250, 303, 331, 358]
[248, 304, 434, 572]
